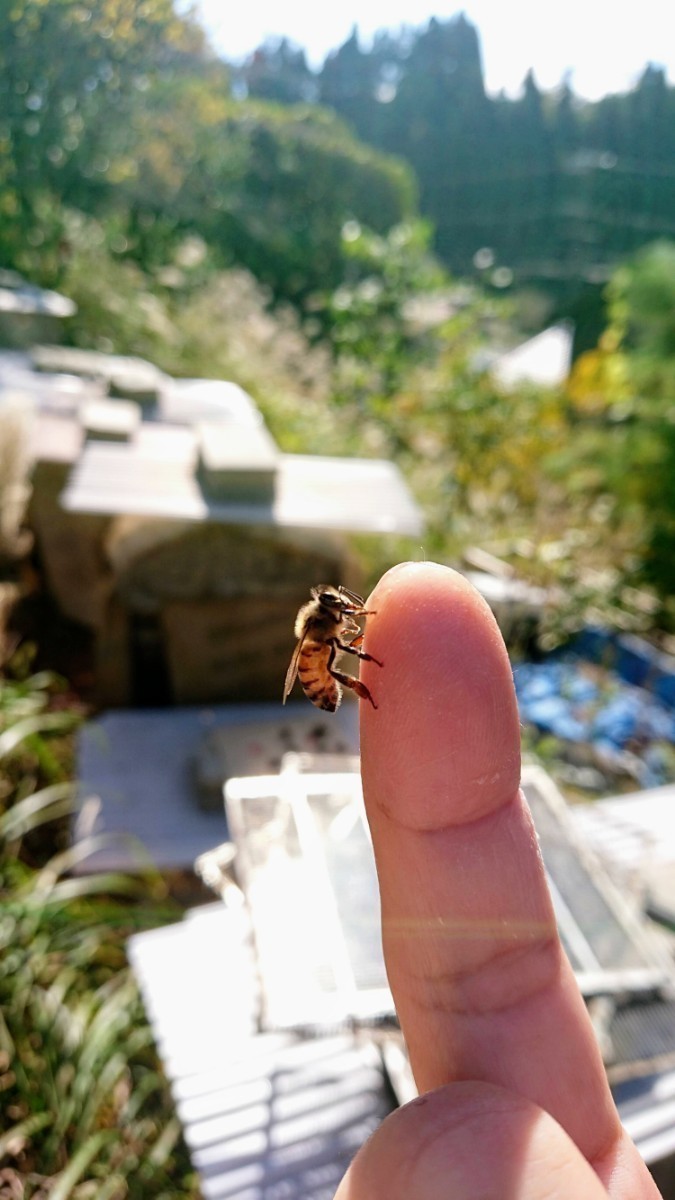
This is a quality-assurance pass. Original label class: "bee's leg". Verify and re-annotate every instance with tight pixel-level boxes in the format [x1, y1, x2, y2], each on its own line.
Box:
[337, 635, 384, 668]
[332, 666, 378, 709]
[327, 641, 379, 709]
[341, 617, 360, 637]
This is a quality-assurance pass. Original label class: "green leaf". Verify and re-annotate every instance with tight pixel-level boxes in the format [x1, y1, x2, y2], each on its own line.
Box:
[91, 1176, 127, 1200]
[0, 782, 75, 839]
[147, 1115, 183, 1167]
[0, 1110, 53, 1160]
[75, 1051, 129, 1142]
[0, 712, 77, 759]
[33, 873, 151, 904]
[28, 832, 155, 895]
[47, 1129, 117, 1200]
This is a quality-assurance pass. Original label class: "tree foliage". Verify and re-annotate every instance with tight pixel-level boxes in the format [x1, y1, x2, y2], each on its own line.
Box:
[0, 2, 415, 307]
[188, 104, 416, 304]
[241, 15, 675, 286]
[567, 241, 675, 616]
[0, 0, 208, 256]
[241, 37, 316, 106]
[328, 219, 444, 404]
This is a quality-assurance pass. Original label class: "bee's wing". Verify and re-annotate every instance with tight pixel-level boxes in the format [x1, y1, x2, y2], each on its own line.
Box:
[282, 633, 307, 704]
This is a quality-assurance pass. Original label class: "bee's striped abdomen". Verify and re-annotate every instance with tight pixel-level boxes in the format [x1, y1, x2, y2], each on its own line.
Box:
[298, 642, 339, 711]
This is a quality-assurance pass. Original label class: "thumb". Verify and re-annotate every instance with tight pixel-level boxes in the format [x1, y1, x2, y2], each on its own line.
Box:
[335, 1081, 610, 1199]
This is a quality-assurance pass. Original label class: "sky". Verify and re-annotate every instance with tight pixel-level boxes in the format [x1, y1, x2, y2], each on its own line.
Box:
[192, 0, 674, 100]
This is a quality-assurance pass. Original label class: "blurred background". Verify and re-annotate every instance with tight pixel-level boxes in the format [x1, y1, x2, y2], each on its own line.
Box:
[3, 3, 675, 1197]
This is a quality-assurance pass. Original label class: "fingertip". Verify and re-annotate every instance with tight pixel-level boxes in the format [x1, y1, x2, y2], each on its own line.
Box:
[368, 560, 485, 607]
[365, 562, 507, 676]
[360, 561, 521, 829]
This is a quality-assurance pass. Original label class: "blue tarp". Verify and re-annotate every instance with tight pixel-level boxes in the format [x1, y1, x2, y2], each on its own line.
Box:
[514, 640, 675, 788]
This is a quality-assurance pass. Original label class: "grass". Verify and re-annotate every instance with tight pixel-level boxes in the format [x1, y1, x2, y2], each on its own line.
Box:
[0, 668, 201, 1199]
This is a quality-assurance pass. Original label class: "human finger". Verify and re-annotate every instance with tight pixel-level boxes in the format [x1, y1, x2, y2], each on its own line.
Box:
[335, 1081, 610, 1199]
[359, 562, 659, 1197]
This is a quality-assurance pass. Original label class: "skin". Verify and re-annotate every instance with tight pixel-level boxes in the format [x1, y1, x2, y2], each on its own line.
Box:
[335, 562, 661, 1200]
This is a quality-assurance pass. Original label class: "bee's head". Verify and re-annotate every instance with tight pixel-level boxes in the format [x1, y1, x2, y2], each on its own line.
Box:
[311, 584, 363, 613]
[312, 584, 342, 611]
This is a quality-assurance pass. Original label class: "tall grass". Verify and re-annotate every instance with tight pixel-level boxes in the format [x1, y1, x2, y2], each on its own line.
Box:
[0, 671, 200, 1199]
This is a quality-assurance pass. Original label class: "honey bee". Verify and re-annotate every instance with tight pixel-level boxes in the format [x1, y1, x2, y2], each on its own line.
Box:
[282, 584, 383, 711]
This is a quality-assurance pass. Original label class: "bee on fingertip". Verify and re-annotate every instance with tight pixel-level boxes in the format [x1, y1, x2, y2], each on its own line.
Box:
[283, 584, 382, 712]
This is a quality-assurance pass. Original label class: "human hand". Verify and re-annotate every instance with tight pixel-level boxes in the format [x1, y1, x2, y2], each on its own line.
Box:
[336, 562, 661, 1199]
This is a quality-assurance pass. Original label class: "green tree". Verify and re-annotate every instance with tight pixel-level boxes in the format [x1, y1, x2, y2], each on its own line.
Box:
[0, 0, 210, 269]
[117, 70, 241, 266]
[242, 38, 316, 105]
[319, 29, 375, 133]
[498, 71, 555, 267]
[610, 242, 675, 598]
[188, 104, 417, 306]
[0, 3, 416, 306]
[328, 219, 445, 415]
[567, 241, 675, 611]
[311, 15, 675, 284]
